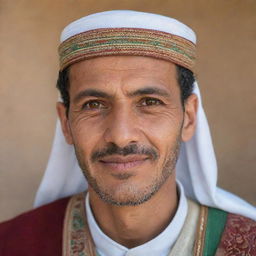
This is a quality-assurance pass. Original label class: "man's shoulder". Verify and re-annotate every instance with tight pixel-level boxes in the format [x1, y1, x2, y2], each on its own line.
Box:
[0, 196, 70, 256]
[216, 211, 256, 255]
[188, 200, 256, 255]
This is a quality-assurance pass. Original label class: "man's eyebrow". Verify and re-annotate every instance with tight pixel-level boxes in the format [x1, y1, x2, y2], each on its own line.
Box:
[128, 87, 171, 98]
[73, 87, 171, 103]
[73, 89, 112, 103]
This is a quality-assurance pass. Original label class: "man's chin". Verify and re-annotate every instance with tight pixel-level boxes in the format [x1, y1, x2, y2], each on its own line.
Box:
[89, 181, 161, 206]
[95, 190, 156, 206]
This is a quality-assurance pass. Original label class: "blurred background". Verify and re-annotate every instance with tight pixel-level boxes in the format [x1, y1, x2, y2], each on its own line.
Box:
[0, 0, 255, 222]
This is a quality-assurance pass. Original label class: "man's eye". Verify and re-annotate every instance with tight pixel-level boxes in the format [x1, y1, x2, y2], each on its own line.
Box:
[140, 98, 163, 106]
[82, 100, 106, 110]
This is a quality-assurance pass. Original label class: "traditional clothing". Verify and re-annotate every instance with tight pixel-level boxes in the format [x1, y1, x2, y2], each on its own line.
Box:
[1, 191, 255, 256]
[1, 10, 255, 256]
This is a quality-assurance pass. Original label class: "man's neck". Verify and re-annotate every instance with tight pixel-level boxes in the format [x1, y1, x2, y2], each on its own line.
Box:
[88, 178, 178, 248]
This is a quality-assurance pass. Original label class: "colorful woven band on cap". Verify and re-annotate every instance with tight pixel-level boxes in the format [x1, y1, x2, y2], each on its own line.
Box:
[59, 28, 196, 71]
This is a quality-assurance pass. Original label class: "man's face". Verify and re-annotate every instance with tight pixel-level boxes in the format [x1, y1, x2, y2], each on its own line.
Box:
[58, 56, 196, 206]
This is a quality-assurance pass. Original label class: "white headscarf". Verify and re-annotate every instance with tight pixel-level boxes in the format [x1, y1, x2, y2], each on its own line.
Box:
[34, 10, 256, 221]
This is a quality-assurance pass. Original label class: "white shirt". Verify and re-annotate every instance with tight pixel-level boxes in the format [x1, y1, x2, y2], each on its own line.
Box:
[86, 182, 188, 256]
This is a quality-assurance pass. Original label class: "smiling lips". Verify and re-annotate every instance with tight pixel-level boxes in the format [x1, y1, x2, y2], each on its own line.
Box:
[99, 155, 149, 171]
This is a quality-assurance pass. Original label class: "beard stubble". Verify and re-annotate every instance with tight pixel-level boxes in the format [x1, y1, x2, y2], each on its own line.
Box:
[74, 135, 181, 207]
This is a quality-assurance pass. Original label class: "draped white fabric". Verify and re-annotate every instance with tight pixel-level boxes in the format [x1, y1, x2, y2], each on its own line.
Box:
[34, 10, 256, 221]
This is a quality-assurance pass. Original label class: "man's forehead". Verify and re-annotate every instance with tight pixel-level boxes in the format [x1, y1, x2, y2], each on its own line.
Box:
[68, 56, 178, 91]
[69, 56, 176, 75]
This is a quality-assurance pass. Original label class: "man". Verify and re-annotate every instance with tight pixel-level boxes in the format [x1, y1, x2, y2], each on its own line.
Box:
[0, 10, 255, 256]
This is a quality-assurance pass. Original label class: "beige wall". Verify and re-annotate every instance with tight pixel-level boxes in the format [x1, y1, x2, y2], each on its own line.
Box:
[0, 0, 255, 222]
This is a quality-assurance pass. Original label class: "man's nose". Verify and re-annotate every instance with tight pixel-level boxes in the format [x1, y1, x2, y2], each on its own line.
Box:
[103, 106, 141, 148]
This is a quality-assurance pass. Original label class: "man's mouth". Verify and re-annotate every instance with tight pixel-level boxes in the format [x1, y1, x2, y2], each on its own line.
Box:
[99, 155, 149, 171]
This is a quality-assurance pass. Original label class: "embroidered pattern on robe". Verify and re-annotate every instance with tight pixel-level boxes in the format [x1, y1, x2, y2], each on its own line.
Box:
[63, 193, 256, 256]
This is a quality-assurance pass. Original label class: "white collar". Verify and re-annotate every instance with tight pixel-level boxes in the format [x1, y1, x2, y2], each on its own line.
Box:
[86, 181, 188, 256]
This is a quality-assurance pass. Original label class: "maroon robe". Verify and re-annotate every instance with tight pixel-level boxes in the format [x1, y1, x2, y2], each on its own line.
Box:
[0, 197, 70, 256]
[0, 196, 255, 256]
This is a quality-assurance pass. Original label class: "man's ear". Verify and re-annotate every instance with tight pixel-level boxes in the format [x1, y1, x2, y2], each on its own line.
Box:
[56, 102, 73, 144]
[181, 94, 198, 142]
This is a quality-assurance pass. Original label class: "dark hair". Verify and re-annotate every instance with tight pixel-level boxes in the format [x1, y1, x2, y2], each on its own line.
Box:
[56, 64, 195, 115]
[176, 65, 195, 106]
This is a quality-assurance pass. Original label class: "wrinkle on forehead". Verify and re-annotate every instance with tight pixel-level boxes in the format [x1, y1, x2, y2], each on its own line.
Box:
[70, 56, 175, 75]
[69, 56, 179, 97]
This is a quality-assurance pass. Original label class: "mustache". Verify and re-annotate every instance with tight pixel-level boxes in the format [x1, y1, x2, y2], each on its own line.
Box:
[91, 143, 158, 162]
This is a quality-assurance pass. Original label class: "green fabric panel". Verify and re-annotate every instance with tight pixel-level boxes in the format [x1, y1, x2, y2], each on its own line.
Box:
[203, 207, 228, 256]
